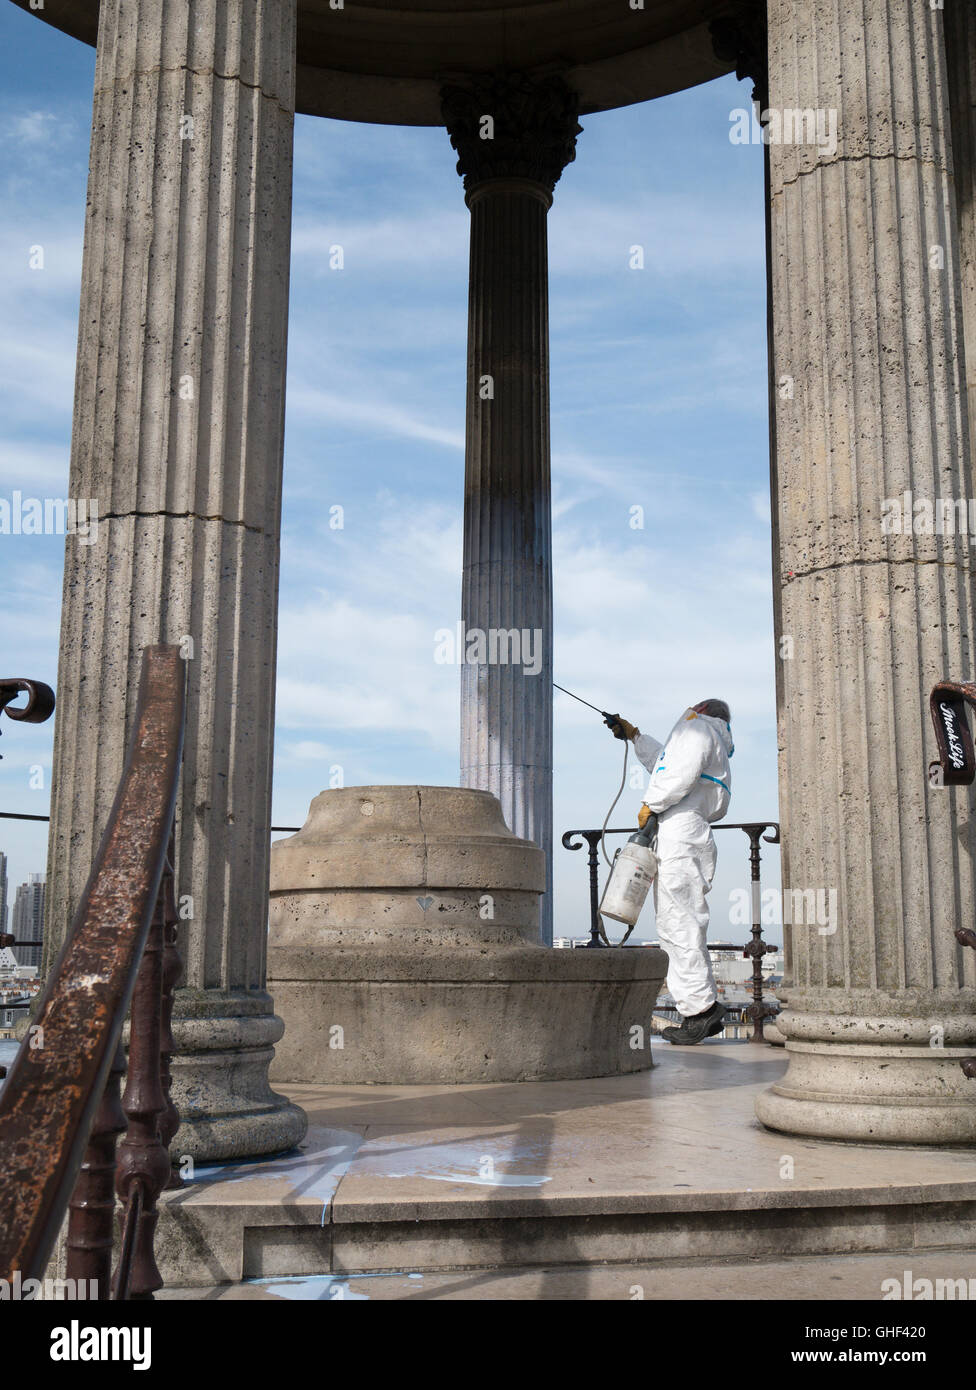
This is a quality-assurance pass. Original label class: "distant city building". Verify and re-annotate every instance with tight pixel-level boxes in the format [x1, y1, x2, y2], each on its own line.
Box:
[11, 873, 45, 969]
[0, 944, 39, 1040]
[0, 850, 7, 934]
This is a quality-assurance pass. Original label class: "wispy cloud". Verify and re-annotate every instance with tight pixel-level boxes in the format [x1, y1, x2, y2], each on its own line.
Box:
[287, 385, 464, 451]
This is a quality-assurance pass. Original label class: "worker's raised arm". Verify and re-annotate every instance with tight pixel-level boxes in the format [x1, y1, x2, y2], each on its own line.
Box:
[604, 715, 662, 775]
[633, 732, 663, 774]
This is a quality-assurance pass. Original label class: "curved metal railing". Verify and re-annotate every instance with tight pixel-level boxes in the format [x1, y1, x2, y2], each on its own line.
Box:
[561, 820, 781, 1041]
[0, 676, 56, 756]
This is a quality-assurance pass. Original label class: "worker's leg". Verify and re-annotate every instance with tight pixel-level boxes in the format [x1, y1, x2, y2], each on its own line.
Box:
[653, 830, 718, 1017]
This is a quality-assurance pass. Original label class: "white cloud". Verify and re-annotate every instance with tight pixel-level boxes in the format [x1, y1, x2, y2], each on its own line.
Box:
[286, 385, 464, 451]
[751, 490, 772, 523]
[0, 441, 71, 491]
[2, 110, 64, 147]
[549, 187, 764, 281]
[291, 209, 468, 277]
[278, 740, 341, 763]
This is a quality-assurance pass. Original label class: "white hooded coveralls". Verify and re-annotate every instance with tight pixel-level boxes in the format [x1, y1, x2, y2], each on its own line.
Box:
[633, 710, 733, 1017]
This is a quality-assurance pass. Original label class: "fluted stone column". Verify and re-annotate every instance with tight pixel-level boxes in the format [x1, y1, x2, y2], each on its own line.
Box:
[45, 0, 306, 1159]
[947, 0, 976, 443]
[756, 0, 976, 1142]
[442, 74, 581, 946]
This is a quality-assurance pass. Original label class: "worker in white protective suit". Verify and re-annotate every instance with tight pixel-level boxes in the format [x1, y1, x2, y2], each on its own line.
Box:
[606, 700, 733, 1045]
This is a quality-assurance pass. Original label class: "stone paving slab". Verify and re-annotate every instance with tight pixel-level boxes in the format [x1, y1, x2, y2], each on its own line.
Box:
[156, 1042, 976, 1285]
[311, 1045, 976, 1220]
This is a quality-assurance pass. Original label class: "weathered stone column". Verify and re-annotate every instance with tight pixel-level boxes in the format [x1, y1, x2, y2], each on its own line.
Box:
[45, 0, 306, 1159]
[441, 74, 581, 946]
[947, 0, 976, 444]
[756, 0, 976, 1142]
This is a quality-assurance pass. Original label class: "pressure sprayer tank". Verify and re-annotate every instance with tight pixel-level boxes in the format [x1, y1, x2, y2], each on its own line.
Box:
[599, 826, 658, 927]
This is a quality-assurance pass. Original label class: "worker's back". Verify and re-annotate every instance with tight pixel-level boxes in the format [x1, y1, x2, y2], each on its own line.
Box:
[635, 707, 733, 827]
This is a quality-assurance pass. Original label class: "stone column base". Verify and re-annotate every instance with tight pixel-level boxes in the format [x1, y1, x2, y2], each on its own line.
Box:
[267, 785, 668, 1083]
[269, 945, 668, 1084]
[169, 989, 307, 1162]
[755, 990, 976, 1144]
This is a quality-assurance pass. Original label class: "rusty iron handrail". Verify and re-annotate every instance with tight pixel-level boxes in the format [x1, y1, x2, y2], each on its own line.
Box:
[928, 680, 976, 1079]
[561, 820, 781, 1041]
[0, 645, 185, 1291]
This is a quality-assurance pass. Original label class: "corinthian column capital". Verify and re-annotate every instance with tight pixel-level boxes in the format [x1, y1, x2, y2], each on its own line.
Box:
[440, 70, 582, 201]
[709, 1, 769, 109]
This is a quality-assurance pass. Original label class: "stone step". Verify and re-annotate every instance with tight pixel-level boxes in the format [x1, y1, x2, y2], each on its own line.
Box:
[155, 1051, 976, 1287]
[157, 1248, 976, 1301]
[157, 1166, 976, 1285]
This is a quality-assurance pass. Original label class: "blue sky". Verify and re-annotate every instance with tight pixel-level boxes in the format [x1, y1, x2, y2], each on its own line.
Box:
[0, 3, 781, 942]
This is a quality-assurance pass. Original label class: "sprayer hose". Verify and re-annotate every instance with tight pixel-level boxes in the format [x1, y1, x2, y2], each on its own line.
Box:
[596, 739, 635, 947]
[600, 738, 629, 868]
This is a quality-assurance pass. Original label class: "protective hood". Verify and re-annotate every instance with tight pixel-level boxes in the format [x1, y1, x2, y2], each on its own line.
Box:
[677, 708, 734, 757]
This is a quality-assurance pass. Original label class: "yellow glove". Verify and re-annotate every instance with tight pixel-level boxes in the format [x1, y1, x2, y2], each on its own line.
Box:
[607, 716, 639, 741]
[637, 804, 652, 829]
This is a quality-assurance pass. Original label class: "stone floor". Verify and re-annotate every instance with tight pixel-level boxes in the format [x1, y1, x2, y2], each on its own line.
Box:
[155, 1039, 976, 1297]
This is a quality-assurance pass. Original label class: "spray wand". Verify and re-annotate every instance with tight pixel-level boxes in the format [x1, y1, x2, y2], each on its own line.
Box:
[552, 682, 619, 726]
[553, 682, 630, 869]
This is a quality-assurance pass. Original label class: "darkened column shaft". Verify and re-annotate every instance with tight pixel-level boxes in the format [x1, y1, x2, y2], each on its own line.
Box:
[461, 179, 553, 940]
[443, 72, 580, 946]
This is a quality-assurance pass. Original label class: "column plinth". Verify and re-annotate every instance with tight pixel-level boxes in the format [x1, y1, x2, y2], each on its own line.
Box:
[442, 73, 581, 945]
[756, 0, 976, 1143]
[46, 0, 306, 1160]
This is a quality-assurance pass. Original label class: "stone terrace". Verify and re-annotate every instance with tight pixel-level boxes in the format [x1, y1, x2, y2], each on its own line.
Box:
[155, 1041, 976, 1298]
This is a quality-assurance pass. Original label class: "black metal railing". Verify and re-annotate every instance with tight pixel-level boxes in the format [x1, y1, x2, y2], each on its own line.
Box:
[0, 645, 185, 1299]
[561, 820, 781, 1042]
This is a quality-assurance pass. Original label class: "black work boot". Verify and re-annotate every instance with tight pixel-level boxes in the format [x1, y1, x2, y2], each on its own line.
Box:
[661, 1001, 726, 1045]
